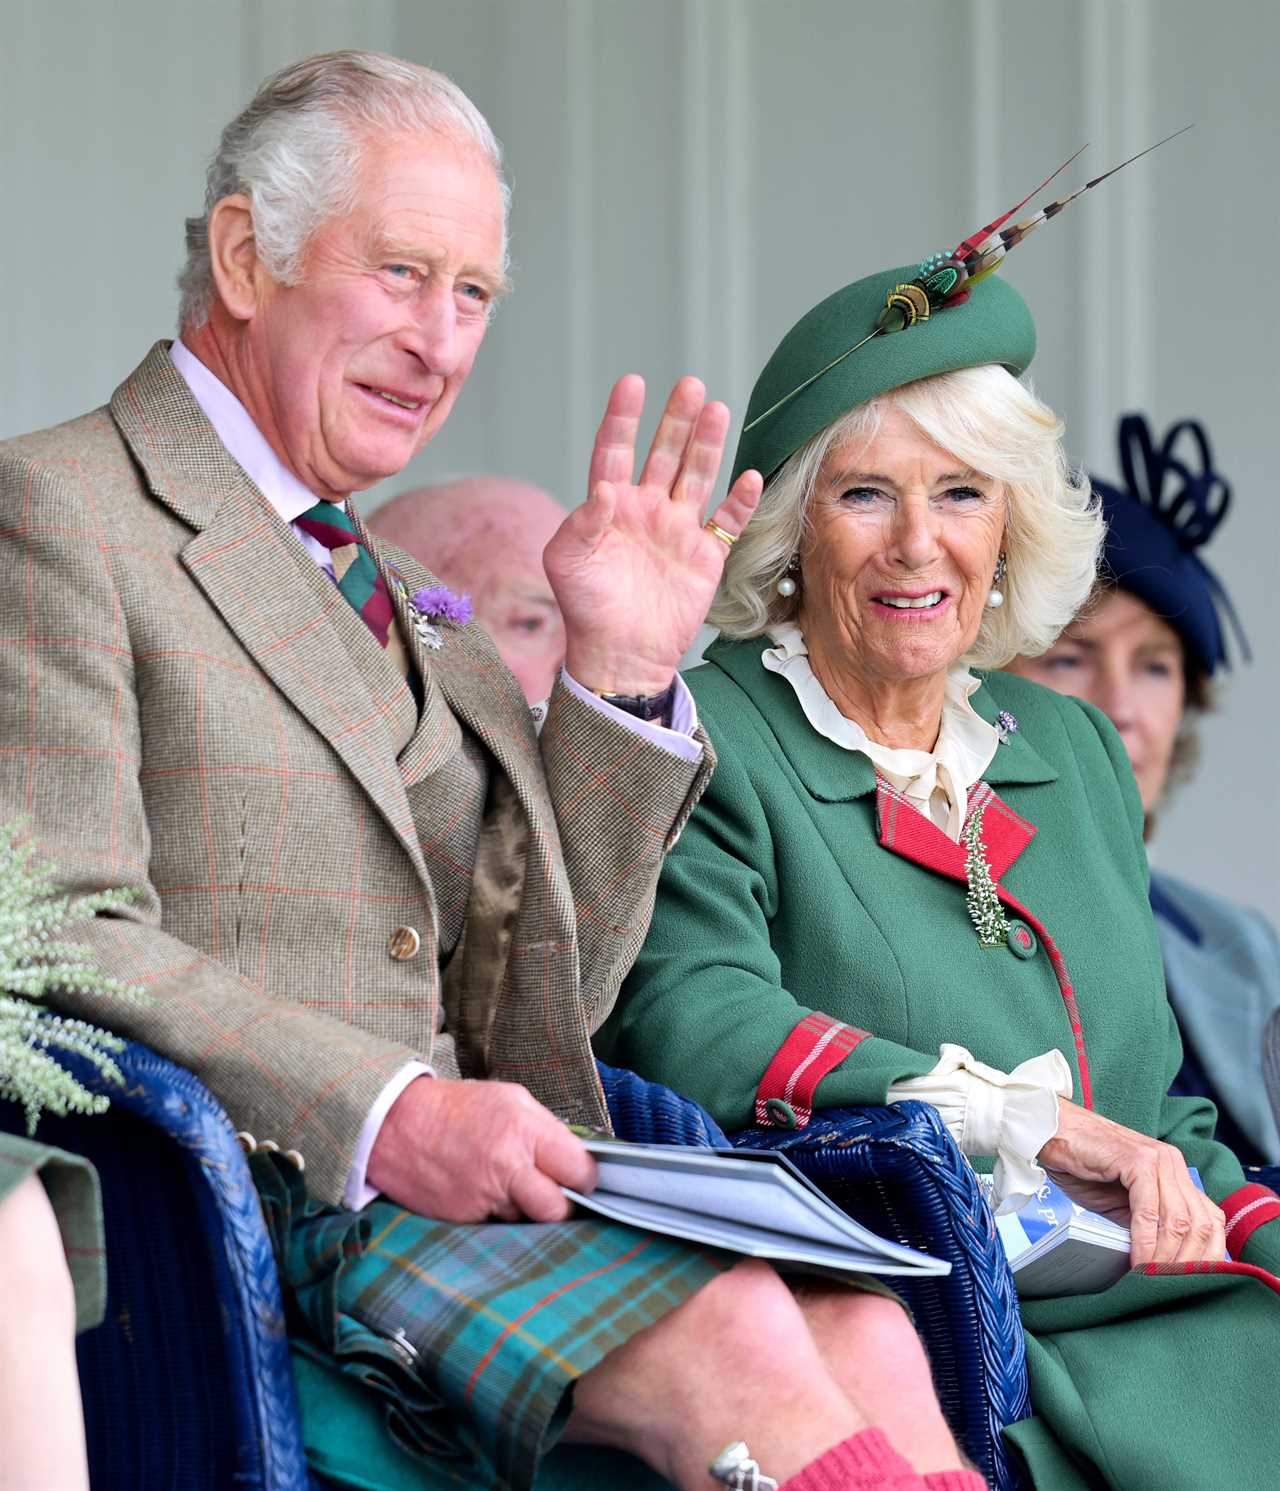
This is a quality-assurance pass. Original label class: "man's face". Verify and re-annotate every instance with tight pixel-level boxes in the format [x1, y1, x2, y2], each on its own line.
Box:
[244, 132, 506, 499]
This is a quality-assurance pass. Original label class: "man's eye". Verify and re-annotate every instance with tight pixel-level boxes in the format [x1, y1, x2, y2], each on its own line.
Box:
[459, 282, 490, 303]
[514, 616, 544, 635]
[384, 264, 416, 280]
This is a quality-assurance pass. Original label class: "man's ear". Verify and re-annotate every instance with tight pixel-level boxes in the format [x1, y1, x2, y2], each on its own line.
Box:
[207, 194, 266, 322]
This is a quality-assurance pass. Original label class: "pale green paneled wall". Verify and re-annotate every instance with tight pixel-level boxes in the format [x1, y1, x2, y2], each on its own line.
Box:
[1, 0, 1276, 917]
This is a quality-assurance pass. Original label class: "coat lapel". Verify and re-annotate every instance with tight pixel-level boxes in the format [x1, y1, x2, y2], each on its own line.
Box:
[110, 343, 429, 879]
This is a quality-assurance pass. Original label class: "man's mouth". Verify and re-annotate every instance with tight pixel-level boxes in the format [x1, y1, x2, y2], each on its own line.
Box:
[356, 383, 428, 414]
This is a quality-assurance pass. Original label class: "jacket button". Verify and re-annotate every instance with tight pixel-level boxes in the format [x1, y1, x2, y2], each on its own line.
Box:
[388, 926, 421, 961]
[764, 1098, 799, 1129]
[1006, 920, 1038, 959]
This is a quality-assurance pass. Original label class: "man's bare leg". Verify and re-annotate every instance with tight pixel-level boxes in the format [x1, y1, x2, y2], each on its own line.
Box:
[791, 1283, 967, 1476]
[567, 1259, 872, 1489]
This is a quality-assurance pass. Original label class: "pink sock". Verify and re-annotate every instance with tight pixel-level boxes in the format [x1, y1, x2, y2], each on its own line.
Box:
[778, 1427, 989, 1491]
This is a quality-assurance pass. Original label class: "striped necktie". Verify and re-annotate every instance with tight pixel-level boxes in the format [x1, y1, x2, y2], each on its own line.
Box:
[294, 502, 395, 647]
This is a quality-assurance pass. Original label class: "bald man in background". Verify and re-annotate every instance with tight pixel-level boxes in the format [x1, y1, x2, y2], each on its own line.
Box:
[370, 477, 566, 703]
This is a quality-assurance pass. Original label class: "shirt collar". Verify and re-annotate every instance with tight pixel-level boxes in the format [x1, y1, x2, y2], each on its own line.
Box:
[169, 339, 342, 524]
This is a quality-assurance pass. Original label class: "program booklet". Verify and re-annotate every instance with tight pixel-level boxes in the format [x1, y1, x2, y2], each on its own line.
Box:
[982, 1175, 1132, 1297]
[563, 1138, 951, 1280]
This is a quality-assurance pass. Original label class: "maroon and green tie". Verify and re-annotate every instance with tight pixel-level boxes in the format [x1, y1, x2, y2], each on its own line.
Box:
[294, 502, 395, 647]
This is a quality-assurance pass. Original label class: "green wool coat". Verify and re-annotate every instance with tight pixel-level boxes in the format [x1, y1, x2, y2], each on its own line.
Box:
[598, 636, 1280, 1491]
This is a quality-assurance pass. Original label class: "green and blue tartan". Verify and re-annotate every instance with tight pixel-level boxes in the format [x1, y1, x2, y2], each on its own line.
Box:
[252, 1153, 726, 1490]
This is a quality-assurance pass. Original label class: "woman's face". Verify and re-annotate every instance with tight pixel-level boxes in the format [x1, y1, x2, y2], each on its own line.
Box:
[797, 407, 1006, 691]
[1006, 590, 1186, 813]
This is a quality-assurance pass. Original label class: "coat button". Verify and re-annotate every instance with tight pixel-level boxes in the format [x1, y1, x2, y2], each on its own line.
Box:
[1006, 920, 1038, 959]
[388, 926, 421, 961]
[764, 1098, 799, 1129]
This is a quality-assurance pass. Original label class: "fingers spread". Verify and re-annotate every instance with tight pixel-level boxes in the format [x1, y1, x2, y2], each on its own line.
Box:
[638, 376, 707, 494]
[588, 375, 645, 498]
[670, 400, 732, 509]
[707, 469, 764, 539]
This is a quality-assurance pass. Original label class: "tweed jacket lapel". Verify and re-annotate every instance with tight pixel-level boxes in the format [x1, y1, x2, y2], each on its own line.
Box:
[109, 343, 430, 880]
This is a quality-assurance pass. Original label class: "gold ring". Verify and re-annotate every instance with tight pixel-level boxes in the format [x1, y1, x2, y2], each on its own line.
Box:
[704, 519, 737, 548]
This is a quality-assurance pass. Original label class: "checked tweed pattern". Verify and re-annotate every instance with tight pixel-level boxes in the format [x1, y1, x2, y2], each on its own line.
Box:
[0, 342, 714, 1206]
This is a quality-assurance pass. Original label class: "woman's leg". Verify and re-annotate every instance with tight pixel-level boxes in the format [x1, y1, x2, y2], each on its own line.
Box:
[0, 1175, 90, 1491]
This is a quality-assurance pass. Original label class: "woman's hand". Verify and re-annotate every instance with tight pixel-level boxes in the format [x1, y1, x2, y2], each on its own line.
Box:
[1038, 1099, 1226, 1267]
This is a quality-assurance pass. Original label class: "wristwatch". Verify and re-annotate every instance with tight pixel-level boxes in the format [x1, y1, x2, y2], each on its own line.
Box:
[593, 680, 676, 727]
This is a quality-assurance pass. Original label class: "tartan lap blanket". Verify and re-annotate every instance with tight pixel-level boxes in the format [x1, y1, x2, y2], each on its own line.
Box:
[252, 1152, 726, 1490]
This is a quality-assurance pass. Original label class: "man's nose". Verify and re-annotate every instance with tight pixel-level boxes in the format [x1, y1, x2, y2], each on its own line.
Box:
[398, 280, 462, 375]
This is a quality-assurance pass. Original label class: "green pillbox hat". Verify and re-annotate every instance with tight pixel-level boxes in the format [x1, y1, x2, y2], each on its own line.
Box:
[732, 265, 1036, 485]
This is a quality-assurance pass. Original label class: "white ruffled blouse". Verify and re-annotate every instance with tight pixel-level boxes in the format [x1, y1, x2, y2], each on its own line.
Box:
[760, 622, 1068, 1210]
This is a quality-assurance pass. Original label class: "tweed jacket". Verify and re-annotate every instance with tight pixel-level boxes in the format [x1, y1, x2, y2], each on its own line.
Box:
[1153, 870, 1280, 1165]
[0, 343, 711, 1205]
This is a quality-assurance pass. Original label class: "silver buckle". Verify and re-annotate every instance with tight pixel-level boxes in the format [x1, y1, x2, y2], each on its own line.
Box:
[709, 1441, 780, 1491]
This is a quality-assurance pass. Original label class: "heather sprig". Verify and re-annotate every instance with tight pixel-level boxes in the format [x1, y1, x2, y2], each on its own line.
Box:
[0, 822, 146, 1133]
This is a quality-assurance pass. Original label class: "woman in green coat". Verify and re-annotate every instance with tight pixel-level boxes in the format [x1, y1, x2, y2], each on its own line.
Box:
[598, 259, 1280, 1489]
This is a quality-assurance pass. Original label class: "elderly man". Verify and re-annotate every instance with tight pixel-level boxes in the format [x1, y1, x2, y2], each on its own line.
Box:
[0, 51, 973, 1491]
[371, 476, 567, 704]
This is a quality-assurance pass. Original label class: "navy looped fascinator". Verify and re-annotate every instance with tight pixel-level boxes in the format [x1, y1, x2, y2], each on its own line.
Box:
[1095, 414, 1250, 677]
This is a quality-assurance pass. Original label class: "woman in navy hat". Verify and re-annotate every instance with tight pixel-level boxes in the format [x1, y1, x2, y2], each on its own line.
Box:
[1007, 415, 1280, 1166]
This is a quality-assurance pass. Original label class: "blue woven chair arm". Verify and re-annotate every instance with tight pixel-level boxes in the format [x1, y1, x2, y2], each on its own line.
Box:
[734, 1100, 1030, 1491]
[36, 1037, 312, 1491]
[596, 1060, 730, 1147]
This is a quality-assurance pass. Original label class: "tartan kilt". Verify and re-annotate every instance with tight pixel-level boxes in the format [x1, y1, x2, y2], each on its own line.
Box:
[0, 1133, 105, 1332]
[252, 1152, 727, 1490]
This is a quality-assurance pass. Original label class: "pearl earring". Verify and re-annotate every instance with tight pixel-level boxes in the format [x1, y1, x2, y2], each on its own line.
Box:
[987, 552, 1007, 609]
[777, 574, 797, 598]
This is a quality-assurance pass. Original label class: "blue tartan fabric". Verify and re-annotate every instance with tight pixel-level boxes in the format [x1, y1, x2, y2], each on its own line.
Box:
[252, 1153, 726, 1490]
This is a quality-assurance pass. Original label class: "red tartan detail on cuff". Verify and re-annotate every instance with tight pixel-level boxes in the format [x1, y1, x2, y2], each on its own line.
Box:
[755, 1012, 870, 1128]
[1142, 1258, 1280, 1299]
[1221, 1182, 1280, 1257]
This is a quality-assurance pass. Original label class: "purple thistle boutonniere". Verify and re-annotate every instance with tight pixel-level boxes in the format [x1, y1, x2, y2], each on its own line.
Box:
[995, 709, 1019, 745]
[406, 584, 472, 651]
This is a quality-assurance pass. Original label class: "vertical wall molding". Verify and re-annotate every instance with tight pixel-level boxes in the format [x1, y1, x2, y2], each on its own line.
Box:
[1118, 0, 1154, 414]
[968, 0, 1001, 221]
[1080, 0, 1115, 462]
[680, 0, 713, 381]
[564, 0, 597, 497]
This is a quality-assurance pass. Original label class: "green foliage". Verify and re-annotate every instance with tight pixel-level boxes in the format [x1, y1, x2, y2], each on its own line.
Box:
[0, 822, 146, 1133]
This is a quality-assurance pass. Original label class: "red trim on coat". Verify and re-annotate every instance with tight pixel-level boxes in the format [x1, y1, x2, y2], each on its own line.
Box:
[1142, 1259, 1280, 1300]
[1221, 1182, 1280, 1257]
[755, 1012, 870, 1127]
[874, 779, 1094, 1109]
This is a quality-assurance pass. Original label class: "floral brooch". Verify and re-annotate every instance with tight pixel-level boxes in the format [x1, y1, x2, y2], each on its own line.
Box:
[391, 578, 473, 652]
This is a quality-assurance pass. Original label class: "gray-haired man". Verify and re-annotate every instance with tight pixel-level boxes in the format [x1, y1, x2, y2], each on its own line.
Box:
[0, 50, 967, 1491]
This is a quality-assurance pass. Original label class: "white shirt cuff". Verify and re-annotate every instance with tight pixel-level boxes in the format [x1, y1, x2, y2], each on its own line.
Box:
[559, 668, 703, 763]
[887, 1044, 1073, 1214]
[343, 1061, 433, 1210]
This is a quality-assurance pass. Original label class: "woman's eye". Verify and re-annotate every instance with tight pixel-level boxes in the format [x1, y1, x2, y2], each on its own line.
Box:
[943, 486, 985, 504]
[839, 486, 886, 506]
[1142, 659, 1174, 679]
[1043, 653, 1082, 672]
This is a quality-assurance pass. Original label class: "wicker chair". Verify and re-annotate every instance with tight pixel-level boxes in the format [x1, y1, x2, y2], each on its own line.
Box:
[2, 1043, 1033, 1490]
